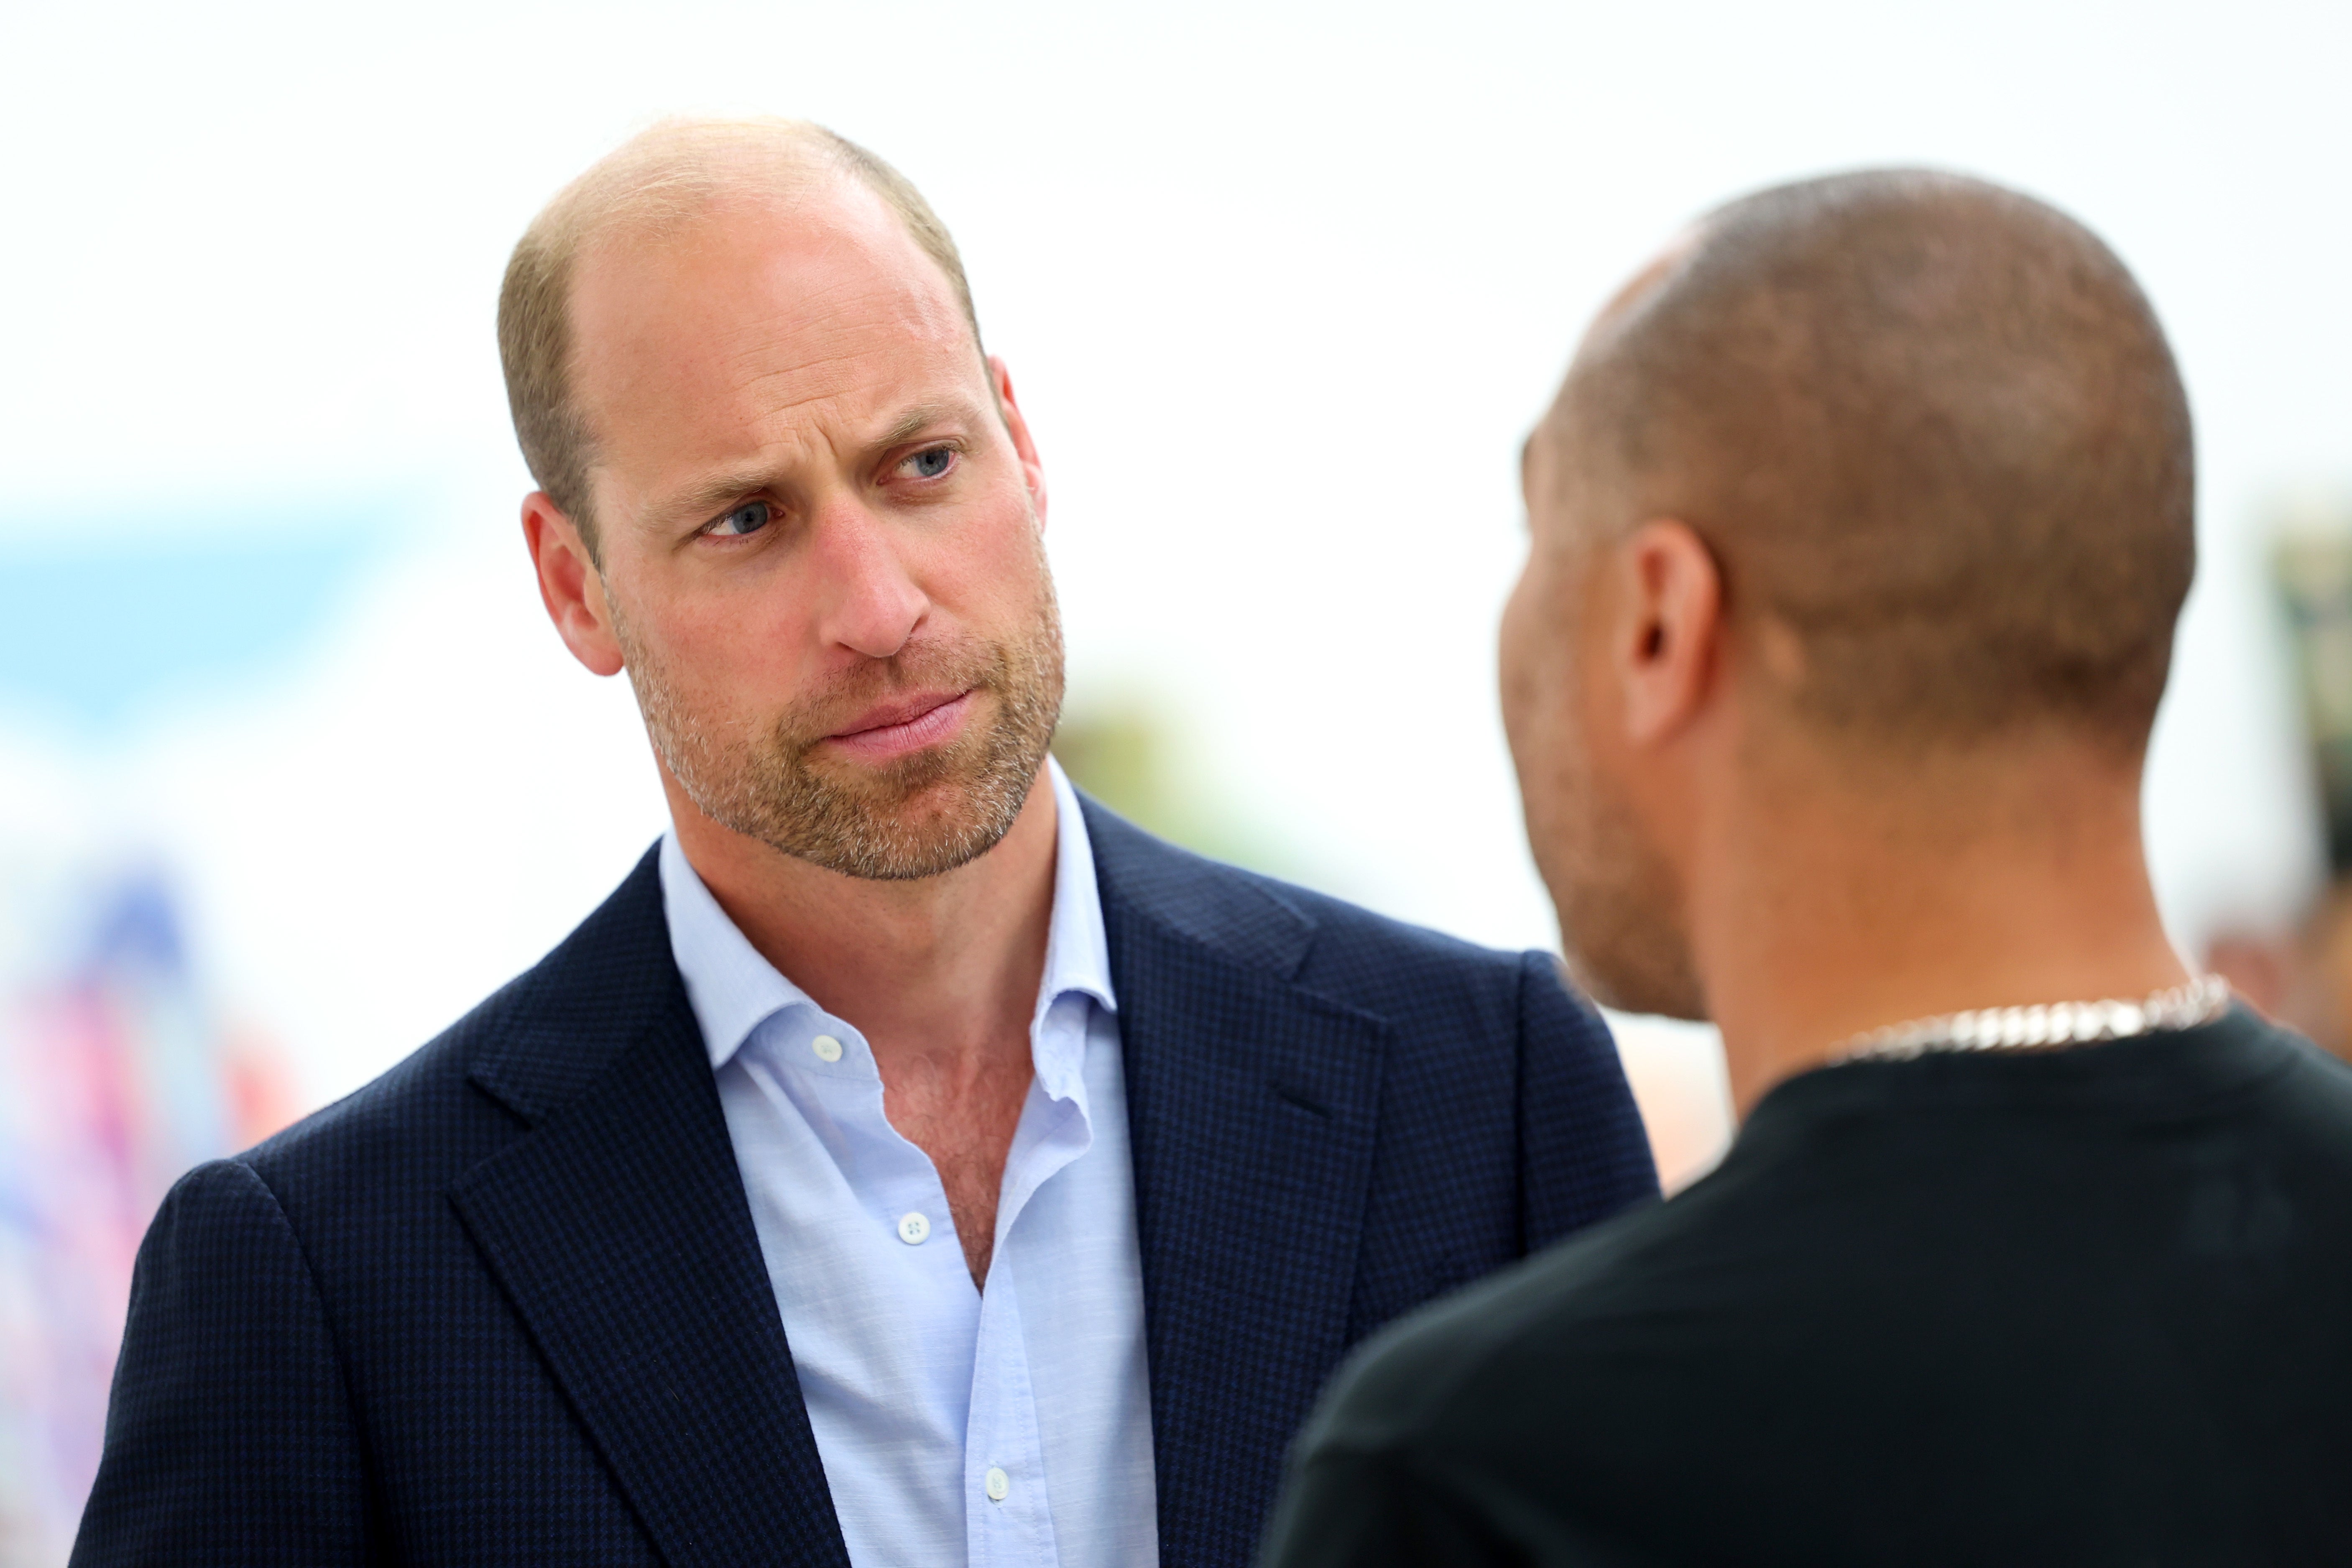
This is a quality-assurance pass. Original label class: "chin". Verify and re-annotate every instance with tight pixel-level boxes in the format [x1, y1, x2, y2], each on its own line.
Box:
[1565, 942, 1709, 1022]
[1552, 880, 1708, 1021]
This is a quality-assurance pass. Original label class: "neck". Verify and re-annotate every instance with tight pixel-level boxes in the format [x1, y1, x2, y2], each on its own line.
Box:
[663, 762, 1061, 1069]
[1688, 733, 2188, 1116]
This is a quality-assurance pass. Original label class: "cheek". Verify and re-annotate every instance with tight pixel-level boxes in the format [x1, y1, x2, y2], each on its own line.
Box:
[1501, 620, 1571, 821]
[669, 587, 800, 677]
[1499, 577, 1542, 736]
[615, 571, 810, 727]
[1500, 571, 1574, 746]
[934, 488, 1049, 620]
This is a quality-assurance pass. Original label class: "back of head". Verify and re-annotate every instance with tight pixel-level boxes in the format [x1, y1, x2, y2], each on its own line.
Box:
[1558, 169, 2194, 756]
[498, 117, 978, 554]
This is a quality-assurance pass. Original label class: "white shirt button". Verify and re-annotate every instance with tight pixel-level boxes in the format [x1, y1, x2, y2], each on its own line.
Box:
[896, 1211, 931, 1245]
[811, 1034, 843, 1063]
[984, 1466, 1010, 1502]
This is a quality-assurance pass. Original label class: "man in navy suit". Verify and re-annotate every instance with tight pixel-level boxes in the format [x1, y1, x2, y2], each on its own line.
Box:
[72, 117, 1655, 1568]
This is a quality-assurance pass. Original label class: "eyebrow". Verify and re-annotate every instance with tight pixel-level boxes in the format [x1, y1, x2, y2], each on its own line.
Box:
[649, 398, 988, 529]
[657, 466, 784, 529]
[872, 399, 979, 452]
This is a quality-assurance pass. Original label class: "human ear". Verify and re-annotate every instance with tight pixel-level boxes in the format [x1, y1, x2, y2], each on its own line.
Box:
[521, 493, 626, 678]
[1614, 519, 1724, 746]
[988, 355, 1050, 530]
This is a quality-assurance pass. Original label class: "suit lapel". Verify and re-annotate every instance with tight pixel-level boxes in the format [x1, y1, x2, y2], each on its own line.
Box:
[1088, 804, 1392, 1568]
[449, 858, 848, 1568]
[447, 811, 1389, 1568]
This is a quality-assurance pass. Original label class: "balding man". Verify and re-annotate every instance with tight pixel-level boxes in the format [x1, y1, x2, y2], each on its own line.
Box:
[71, 121, 1658, 1568]
[1261, 171, 2352, 1566]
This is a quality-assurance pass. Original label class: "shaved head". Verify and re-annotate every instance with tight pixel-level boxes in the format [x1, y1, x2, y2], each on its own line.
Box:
[1544, 169, 2194, 753]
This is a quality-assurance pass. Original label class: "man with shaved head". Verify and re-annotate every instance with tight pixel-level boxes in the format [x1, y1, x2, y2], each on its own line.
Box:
[72, 120, 1659, 1567]
[1262, 171, 2352, 1565]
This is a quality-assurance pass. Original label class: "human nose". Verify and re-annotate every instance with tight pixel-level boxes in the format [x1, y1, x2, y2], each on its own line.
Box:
[806, 497, 929, 660]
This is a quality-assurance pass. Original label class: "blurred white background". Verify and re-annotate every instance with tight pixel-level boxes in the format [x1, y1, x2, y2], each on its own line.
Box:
[2, 0, 2348, 1551]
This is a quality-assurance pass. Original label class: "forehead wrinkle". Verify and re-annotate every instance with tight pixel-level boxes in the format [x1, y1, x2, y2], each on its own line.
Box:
[729, 346, 888, 422]
[710, 278, 973, 420]
[715, 312, 968, 403]
[723, 350, 976, 466]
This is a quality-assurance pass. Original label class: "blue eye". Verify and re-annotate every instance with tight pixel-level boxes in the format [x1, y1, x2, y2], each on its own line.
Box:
[712, 500, 771, 536]
[907, 447, 953, 479]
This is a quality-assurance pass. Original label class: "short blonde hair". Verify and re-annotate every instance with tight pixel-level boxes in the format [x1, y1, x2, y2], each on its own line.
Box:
[496, 117, 981, 556]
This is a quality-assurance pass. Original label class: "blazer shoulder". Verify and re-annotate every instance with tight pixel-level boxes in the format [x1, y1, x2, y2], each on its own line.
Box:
[1081, 794, 1540, 1025]
[239, 843, 678, 1198]
[230, 968, 534, 1203]
[1291, 878, 1533, 1001]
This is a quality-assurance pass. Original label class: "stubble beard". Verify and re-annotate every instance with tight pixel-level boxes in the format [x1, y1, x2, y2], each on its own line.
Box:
[616, 574, 1066, 883]
[1535, 712, 1708, 1021]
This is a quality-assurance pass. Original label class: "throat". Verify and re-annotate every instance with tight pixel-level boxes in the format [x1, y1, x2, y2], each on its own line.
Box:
[880, 1040, 1035, 1287]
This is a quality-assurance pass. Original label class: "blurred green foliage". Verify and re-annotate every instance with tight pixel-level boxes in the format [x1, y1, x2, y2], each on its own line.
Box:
[1052, 698, 1303, 881]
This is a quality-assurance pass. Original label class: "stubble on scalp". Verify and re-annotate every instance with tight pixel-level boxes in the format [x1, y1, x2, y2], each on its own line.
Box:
[614, 567, 1066, 883]
[1560, 169, 2195, 755]
[1522, 169, 2193, 1018]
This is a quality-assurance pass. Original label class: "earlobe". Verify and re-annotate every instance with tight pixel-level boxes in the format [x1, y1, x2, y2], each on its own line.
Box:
[521, 493, 626, 678]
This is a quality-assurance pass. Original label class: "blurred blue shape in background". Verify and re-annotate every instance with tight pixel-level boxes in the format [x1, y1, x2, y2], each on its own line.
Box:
[0, 531, 375, 733]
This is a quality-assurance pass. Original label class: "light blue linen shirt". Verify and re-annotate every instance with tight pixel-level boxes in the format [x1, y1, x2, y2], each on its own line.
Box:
[658, 759, 1159, 1568]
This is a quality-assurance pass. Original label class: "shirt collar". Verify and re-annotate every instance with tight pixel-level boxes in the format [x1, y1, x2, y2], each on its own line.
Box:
[659, 830, 814, 1074]
[1037, 756, 1117, 1021]
[659, 756, 1115, 1076]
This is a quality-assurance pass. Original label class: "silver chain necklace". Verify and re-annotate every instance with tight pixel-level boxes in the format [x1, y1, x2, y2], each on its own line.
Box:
[1831, 974, 2231, 1065]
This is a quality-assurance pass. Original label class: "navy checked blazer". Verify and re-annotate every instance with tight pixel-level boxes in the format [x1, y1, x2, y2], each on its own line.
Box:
[73, 800, 1657, 1568]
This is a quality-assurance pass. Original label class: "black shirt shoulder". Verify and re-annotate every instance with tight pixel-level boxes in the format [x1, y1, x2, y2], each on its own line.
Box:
[1264, 1010, 2352, 1568]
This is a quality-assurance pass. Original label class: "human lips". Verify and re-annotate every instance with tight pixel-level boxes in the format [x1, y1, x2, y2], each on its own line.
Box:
[822, 690, 976, 761]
